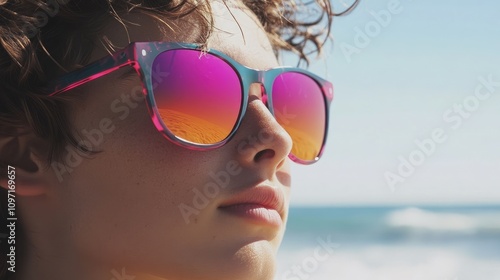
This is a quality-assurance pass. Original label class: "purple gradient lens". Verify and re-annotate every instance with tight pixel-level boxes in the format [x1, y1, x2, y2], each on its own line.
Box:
[272, 72, 326, 161]
[152, 49, 242, 144]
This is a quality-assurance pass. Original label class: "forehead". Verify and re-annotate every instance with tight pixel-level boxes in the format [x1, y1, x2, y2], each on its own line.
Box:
[93, 1, 279, 69]
[206, 1, 278, 68]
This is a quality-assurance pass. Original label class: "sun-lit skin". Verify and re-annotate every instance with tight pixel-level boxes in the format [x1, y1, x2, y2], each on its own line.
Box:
[11, 2, 294, 280]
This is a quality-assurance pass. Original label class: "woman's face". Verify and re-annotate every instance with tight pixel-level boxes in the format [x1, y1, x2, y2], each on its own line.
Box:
[41, 2, 293, 280]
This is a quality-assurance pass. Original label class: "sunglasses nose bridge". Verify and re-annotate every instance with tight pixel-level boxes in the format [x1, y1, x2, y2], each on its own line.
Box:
[242, 69, 264, 95]
[256, 70, 269, 102]
[257, 70, 268, 90]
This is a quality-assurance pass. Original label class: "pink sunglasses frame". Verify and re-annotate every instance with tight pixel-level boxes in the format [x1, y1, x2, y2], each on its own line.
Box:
[47, 42, 333, 164]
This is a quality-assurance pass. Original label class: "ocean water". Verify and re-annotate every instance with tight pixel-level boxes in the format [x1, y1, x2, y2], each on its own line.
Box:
[275, 206, 500, 280]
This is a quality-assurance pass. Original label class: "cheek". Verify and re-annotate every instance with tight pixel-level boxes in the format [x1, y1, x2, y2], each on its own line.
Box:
[57, 87, 215, 263]
[52, 75, 290, 276]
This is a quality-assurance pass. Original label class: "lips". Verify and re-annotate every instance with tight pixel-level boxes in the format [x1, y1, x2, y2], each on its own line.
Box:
[218, 186, 285, 227]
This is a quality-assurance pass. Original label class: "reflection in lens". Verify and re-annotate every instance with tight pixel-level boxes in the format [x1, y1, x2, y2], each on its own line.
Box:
[272, 72, 326, 161]
[152, 50, 242, 144]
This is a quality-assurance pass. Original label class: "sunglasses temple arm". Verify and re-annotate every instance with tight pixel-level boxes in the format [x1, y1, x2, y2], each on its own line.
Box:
[46, 47, 136, 96]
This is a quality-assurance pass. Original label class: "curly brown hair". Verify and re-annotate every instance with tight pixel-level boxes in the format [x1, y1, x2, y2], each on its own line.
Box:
[0, 0, 358, 163]
[0, 0, 358, 278]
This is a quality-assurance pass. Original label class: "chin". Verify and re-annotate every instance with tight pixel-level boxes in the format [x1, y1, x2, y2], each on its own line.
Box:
[220, 240, 278, 280]
[154, 240, 277, 280]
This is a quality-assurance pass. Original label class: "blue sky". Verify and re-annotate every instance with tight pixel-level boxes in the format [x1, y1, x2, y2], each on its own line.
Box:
[288, 0, 500, 205]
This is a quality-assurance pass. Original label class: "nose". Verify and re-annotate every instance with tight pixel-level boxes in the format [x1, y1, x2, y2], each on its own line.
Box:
[230, 83, 293, 175]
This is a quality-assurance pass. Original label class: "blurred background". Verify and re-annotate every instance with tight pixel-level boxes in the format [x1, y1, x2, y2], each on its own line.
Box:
[276, 1, 500, 279]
